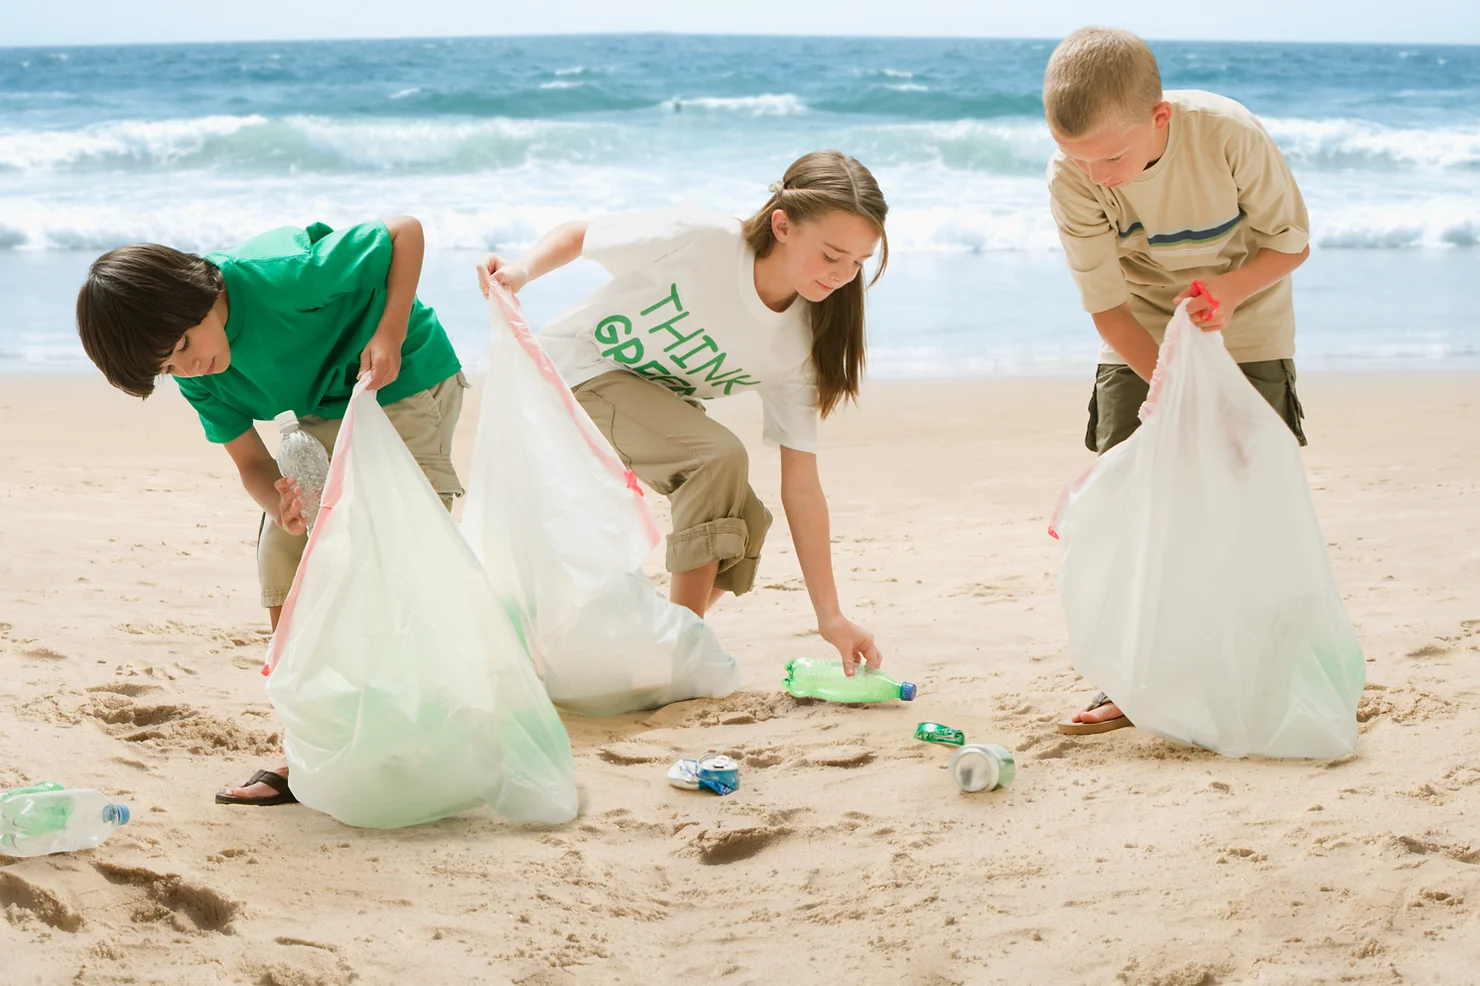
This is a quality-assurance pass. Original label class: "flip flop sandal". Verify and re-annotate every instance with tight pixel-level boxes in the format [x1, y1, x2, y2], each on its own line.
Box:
[214, 769, 298, 807]
[1056, 691, 1134, 735]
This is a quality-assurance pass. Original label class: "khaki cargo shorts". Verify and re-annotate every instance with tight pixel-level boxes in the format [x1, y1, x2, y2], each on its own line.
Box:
[1085, 359, 1307, 455]
[573, 370, 772, 596]
[258, 372, 468, 608]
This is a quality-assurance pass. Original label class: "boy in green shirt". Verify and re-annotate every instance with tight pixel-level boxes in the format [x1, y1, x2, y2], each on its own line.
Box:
[76, 216, 466, 805]
[1042, 28, 1313, 734]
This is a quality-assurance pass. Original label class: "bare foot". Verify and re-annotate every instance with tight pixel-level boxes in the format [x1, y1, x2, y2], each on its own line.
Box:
[224, 764, 289, 800]
[1072, 701, 1124, 724]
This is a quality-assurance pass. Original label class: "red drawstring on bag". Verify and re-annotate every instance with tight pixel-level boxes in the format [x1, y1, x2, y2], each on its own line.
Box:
[1187, 280, 1220, 321]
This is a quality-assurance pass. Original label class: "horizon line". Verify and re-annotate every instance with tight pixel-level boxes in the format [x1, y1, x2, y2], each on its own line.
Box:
[4, 30, 1479, 52]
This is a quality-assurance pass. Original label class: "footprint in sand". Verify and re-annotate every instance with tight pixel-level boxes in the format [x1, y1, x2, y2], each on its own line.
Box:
[596, 742, 673, 765]
[76, 692, 279, 756]
[1390, 835, 1480, 865]
[245, 947, 356, 986]
[0, 870, 85, 932]
[83, 694, 197, 729]
[640, 691, 794, 729]
[2, 859, 244, 936]
[87, 682, 164, 698]
[740, 746, 785, 768]
[93, 860, 242, 933]
[685, 825, 791, 865]
[1034, 739, 1078, 760]
[806, 745, 875, 767]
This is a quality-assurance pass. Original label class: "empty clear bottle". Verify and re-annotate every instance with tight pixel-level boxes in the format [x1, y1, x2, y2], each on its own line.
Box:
[783, 658, 916, 703]
[274, 411, 330, 533]
[0, 785, 131, 857]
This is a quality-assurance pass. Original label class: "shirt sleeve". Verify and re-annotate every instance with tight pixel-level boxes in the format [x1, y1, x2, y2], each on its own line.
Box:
[758, 370, 820, 454]
[581, 206, 713, 277]
[1047, 159, 1131, 314]
[175, 377, 253, 444]
[1229, 120, 1310, 255]
[267, 221, 395, 308]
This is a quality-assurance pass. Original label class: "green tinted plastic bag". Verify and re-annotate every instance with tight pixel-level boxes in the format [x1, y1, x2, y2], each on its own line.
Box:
[265, 379, 577, 828]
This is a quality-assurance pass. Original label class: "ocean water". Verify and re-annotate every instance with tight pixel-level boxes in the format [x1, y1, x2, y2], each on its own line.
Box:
[1, 34, 1477, 375]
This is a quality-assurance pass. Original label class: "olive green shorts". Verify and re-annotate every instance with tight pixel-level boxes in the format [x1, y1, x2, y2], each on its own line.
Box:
[1085, 359, 1307, 454]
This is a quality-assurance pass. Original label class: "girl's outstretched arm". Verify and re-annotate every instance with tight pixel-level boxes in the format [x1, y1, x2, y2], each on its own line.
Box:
[780, 446, 883, 676]
[476, 220, 589, 297]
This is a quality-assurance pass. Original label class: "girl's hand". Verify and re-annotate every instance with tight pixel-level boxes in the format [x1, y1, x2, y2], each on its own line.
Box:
[274, 477, 307, 536]
[819, 614, 882, 676]
[477, 254, 529, 298]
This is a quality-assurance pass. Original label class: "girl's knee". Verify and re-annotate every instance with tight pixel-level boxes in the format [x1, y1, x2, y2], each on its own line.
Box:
[698, 431, 749, 485]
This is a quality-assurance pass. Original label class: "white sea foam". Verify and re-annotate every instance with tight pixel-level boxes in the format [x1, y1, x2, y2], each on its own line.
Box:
[662, 93, 808, 116]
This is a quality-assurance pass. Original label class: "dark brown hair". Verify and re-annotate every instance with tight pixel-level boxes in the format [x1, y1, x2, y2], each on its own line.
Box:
[741, 150, 888, 418]
[76, 244, 223, 398]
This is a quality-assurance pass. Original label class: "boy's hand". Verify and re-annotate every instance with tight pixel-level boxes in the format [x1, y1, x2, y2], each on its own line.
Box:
[359, 328, 403, 391]
[274, 477, 307, 536]
[477, 254, 529, 298]
[1174, 277, 1241, 333]
[819, 614, 883, 677]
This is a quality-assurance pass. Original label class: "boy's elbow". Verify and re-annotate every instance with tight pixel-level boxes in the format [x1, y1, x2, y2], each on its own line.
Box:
[384, 215, 423, 239]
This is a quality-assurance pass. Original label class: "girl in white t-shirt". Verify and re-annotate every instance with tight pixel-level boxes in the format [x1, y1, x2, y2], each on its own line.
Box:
[477, 150, 889, 675]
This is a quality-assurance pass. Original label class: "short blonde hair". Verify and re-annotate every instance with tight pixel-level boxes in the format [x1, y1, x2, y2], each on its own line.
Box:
[1043, 27, 1163, 137]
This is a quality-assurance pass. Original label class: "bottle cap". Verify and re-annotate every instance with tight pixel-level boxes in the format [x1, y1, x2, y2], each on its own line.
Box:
[104, 803, 130, 825]
[274, 410, 300, 433]
[899, 681, 917, 701]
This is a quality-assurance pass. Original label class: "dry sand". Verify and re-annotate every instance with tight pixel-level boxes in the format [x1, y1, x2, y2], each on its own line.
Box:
[1, 371, 1477, 985]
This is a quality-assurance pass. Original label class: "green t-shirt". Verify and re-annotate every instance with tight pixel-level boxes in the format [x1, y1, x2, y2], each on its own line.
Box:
[176, 221, 462, 443]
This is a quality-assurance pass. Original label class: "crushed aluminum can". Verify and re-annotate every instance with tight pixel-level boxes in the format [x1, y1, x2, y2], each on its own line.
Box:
[914, 722, 966, 746]
[949, 743, 1017, 793]
[667, 753, 740, 796]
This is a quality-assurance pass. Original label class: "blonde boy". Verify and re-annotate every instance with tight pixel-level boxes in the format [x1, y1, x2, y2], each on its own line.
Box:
[1044, 27, 1312, 732]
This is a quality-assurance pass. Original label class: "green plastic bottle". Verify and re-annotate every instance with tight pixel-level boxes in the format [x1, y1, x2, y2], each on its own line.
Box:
[783, 658, 916, 703]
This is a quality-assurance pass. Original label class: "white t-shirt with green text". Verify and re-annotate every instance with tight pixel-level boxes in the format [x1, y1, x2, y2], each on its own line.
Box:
[538, 206, 820, 453]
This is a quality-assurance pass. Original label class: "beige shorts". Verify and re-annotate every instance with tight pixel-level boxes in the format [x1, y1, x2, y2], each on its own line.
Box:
[258, 372, 468, 608]
[573, 370, 772, 596]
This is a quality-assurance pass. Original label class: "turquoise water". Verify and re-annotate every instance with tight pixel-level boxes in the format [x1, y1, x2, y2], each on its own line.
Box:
[2, 35, 1477, 373]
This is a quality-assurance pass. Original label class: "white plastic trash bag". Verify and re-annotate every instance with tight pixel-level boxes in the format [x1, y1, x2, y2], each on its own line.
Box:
[461, 286, 739, 717]
[1051, 302, 1364, 759]
[264, 379, 578, 828]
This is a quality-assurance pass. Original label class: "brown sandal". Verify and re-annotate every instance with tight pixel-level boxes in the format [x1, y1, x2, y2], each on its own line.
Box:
[1056, 691, 1134, 735]
[214, 769, 298, 807]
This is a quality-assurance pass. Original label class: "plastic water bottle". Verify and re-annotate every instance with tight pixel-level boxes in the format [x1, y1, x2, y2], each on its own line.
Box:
[0, 784, 131, 857]
[274, 411, 330, 533]
[782, 658, 916, 703]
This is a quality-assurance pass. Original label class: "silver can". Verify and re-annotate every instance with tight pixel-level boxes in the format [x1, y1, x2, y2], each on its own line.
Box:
[949, 744, 1016, 793]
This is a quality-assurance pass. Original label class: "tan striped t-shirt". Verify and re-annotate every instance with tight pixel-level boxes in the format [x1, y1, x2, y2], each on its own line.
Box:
[1048, 90, 1310, 365]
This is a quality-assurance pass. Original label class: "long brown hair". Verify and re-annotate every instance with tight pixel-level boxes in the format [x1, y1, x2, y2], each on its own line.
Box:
[741, 150, 888, 417]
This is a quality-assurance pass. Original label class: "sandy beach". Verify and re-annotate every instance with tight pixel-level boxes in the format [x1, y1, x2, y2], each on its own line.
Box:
[1, 371, 1477, 985]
